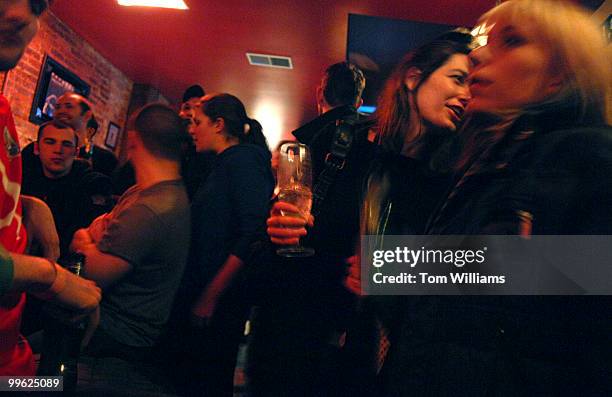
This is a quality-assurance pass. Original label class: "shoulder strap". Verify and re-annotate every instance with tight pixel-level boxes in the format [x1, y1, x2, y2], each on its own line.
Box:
[311, 112, 359, 217]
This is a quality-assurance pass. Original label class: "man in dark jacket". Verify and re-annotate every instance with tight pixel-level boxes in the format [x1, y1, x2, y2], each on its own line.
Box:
[22, 121, 113, 257]
[248, 62, 375, 397]
[292, 61, 371, 257]
[22, 94, 119, 189]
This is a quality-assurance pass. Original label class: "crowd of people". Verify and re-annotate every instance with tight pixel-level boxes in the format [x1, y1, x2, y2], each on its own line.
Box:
[0, 0, 610, 396]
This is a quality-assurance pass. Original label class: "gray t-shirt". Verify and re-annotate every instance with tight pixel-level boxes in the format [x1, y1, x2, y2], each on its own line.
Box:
[96, 180, 190, 347]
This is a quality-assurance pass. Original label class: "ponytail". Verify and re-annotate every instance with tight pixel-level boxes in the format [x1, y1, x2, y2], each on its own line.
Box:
[242, 118, 270, 154]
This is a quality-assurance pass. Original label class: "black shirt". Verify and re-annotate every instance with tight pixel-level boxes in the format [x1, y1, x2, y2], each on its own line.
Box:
[22, 159, 113, 257]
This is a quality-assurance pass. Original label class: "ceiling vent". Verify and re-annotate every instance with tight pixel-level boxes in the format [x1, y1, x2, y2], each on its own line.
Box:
[246, 53, 293, 69]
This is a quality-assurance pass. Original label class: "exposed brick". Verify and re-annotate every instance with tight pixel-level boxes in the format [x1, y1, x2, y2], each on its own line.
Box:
[1, 11, 134, 154]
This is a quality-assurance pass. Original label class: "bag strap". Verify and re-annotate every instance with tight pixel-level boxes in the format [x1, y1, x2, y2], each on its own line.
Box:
[311, 113, 359, 217]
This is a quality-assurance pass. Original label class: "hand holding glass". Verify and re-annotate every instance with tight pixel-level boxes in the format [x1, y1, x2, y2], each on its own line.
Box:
[275, 143, 315, 257]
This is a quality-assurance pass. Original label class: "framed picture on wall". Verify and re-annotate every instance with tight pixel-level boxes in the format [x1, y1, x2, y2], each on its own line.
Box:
[105, 122, 120, 150]
[29, 55, 90, 125]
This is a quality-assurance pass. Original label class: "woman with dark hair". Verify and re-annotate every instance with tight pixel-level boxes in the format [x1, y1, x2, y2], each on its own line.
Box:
[264, 31, 474, 395]
[176, 93, 274, 396]
[270, 28, 473, 252]
[374, 29, 473, 155]
[359, 29, 474, 241]
[269, 30, 474, 284]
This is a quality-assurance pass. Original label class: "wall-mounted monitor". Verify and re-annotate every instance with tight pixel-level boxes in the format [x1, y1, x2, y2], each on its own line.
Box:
[29, 55, 90, 125]
[347, 14, 458, 112]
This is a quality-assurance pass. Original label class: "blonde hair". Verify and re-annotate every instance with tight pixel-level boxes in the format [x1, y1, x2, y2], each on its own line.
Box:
[478, 0, 611, 125]
[456, 0, 611, 171]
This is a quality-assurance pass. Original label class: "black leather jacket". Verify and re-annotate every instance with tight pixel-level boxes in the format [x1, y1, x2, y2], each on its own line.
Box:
[380, 119, 612, 396]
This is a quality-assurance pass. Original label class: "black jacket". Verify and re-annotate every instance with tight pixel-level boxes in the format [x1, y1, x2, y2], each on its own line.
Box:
[293, 105, 376, 258]
[79, 145, 118, 178]
[430, 123, 612, 235]
[380, 121, 612, 396]
[22, 142, 118, 179]
[22, 159, 113, 257]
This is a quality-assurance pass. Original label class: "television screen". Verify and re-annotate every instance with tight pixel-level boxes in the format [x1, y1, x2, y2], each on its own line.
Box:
[30, 55, 90, 125]
[347, 14, 458, 111]
[40, 72, 77, 119]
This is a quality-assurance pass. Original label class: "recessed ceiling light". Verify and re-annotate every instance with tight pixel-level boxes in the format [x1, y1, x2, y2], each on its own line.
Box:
[117, 0, 189, 10]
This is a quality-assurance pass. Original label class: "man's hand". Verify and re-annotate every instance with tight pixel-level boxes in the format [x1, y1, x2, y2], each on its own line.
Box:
[345, 255, 362, 296]
[70, 228, 93, 253]
[10, 254, 102, 312]
[51, 265, 101, 313]
[267, 201, 314, 246]
[21, 195, 60, 261]
[86, 214, 108, 244]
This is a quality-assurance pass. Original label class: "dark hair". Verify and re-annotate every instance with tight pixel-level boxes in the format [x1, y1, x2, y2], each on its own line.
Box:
[78, 98, 91, 115]
[182, 85, 205, 103]
[128, 103, 189, 161]
[200, 93, 270, 153]
[321, 62, 365, 108]
[361, 29, 474, 236]
[37, 120, 77, 145]
[376, 28, 474, 154]
[87, 116, 99, 134]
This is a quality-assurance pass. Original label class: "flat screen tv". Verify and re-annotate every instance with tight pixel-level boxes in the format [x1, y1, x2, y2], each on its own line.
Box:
[29, 55, 90, 125]
[347, 14, 458, 113]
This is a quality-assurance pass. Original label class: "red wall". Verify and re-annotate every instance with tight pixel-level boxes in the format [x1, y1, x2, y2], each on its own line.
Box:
[0, 11, 133, 153]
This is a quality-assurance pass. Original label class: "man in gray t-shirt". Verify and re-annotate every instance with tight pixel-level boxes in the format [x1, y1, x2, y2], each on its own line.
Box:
[72, 104, 190, 349]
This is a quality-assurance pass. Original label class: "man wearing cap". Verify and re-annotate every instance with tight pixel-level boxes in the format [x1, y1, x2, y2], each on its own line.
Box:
[178, 84, 216, 198]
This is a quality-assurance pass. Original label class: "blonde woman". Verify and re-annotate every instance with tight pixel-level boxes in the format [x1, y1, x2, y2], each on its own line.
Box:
[386, 1, 612, 395]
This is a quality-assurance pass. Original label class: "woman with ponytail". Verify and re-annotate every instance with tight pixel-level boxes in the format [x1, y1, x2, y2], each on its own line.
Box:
[176, 93, 274, 396]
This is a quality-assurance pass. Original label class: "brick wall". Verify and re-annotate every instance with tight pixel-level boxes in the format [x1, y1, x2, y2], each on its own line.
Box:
[0, 11, 133, 154]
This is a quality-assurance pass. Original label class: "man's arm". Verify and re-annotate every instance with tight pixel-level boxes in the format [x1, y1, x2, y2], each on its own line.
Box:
[77, 241, 132, 290]
[21, 195, 60, 261]
[71, 228, 131, 289]
[5, 250, 100, 313]
[72, 201, 163, 289]
[191, 254, 243, 324]
[70, 228, 94, 251]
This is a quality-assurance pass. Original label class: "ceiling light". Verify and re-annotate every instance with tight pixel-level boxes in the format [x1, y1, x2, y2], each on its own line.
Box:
[117, 0, 189, 10]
